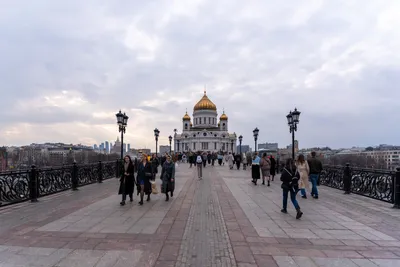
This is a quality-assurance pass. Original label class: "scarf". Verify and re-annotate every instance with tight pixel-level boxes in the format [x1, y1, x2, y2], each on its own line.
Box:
[124, 162, 129, 172]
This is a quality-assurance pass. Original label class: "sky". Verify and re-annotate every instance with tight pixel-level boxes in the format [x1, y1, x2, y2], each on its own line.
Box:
[0, 0, 399, 150]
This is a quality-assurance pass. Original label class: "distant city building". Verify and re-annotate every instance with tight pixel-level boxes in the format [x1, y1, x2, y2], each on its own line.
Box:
[105, 141, 109, 153]
[110, 137, 121, 154]
[130, 148, 151, 156]
[159, 145, 171, 155]
[123, 143, 127, 153]
[127, 144, 131, 152]
[236, 145, 251, 154]
[258, 142, 278, 151]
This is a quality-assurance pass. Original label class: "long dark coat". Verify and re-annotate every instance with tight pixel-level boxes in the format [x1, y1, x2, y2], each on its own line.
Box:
[160, 161, 175, 194]
[118, 163, 135, 195]
[270, 157, 276, 176]
[136, 162, 152, 195]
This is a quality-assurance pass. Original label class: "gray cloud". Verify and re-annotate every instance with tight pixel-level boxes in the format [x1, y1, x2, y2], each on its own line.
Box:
[0, 0, 399, 149]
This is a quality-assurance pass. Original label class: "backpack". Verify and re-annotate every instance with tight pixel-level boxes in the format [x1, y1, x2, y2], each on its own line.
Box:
[196, 155, 202, 163]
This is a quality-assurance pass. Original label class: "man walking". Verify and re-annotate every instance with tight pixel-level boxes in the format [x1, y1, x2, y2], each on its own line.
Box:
[196, 152, 203, 179]
[307, 151, 323, 199]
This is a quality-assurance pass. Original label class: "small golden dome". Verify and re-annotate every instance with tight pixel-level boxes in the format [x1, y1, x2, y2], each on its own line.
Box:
[220, 111, 228, 120]
[182, 112, 191, 120]
[193, 91, 217, 111]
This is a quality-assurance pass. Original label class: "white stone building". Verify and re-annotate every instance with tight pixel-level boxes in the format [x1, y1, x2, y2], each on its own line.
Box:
[174, 91, 237, 153]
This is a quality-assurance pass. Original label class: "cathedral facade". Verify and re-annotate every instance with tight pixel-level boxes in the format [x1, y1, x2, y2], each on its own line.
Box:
[174, 91, 237, 153]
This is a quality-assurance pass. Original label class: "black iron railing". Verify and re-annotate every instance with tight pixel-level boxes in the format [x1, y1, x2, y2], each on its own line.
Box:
[320, 165, 397, 203]
[0, 160, 121, 206]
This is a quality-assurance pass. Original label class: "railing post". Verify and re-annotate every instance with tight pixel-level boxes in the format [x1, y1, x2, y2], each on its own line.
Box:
[98, 161, 103, 183]
[29, 165, 38, 202]
[393, 167, 400, 208]
[343, 163, 351, 194]
[71, 162, 79, 191]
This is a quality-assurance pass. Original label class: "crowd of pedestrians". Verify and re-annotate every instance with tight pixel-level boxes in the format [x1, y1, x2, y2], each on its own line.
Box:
[117, 149, 323, 221]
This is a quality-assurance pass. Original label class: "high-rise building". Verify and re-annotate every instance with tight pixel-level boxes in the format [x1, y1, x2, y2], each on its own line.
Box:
[105, 141, 109, 153]
[93, 144, 98, 150]
[127, 144, 131, 152]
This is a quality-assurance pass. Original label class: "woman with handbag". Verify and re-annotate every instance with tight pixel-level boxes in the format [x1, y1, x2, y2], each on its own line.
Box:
[280, 158, 303, 219]
[118, 155, 135, 206]
[160, 154, 175, 201]
[296, 154, 310, 199]
[251, 152, 261, 185]
[136, 154, 153, 205]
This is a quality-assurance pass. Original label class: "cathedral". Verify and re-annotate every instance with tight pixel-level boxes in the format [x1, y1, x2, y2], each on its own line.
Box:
[174, 91, 237, 153]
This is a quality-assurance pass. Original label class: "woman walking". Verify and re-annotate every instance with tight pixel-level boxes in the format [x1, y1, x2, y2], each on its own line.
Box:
[118, 155, 135, 206]
[136, 154, 153, 205]
[280, 158, 303, 219]
[242, 153, 247, 170]
[296, 154, 310, 199]
[260, 153, 271, 186]
[228, 152, 234, 170]
[161, 154, 175, 201]
[251, 152, 261, 185]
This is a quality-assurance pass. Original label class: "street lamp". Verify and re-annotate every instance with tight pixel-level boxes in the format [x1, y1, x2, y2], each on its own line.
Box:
[154, 128, 160, 156]
[286, 108, 301, 160]
[253, 128, 259, 153]
[169, 135, 173, 154]
[116, 110, 129, 160]
[239, 135, 243, 154]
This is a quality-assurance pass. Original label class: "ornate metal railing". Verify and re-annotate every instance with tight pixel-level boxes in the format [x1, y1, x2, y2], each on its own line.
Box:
[320, 165, 396, 203]
[0, 160, 120, 206]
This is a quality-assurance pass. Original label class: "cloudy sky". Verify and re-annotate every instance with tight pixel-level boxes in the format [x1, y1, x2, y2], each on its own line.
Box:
[0, 0, 399, 150]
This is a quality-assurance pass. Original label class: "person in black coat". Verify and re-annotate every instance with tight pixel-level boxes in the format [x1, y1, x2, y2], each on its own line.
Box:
[151, 154, 159, 180]
[269, 155, 276, 181]
[160, 154, 175, 201]
[280, 158, 303, 219]
[234, 153, 242, 170]
[136, 154, 153, 205]
[118, 155, 135, 206]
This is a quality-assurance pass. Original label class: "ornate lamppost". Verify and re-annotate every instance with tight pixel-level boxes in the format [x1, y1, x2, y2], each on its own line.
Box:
[286, 108, 301, 160]
[116, 110, 129, 160]
[169, 135, 173, 154]
[239, 135, 243, 154]
[154, 128, 160, 156]
[253, 128, 259, 153]
[173, 129, 177, 152]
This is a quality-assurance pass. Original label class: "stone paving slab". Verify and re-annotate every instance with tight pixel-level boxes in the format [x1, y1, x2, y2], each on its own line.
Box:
[0, 164, 400, 266]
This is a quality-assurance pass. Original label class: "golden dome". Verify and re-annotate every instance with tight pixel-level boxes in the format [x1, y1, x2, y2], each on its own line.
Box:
[182, 112, 191, 120]
[220, 111, 228, 120]
[193, 91, 217, 111]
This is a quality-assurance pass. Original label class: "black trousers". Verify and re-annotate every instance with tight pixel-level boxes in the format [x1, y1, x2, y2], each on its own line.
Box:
[122, 193, 133, 201]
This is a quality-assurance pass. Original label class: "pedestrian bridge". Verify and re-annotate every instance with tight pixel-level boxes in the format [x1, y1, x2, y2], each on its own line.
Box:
[0, 165, 399, 267]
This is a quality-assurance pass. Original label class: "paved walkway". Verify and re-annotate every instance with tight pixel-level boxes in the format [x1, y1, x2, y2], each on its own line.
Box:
[0, 164, 400, 266]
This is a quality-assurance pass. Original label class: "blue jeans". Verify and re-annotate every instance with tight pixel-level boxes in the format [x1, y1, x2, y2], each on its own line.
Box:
[310, 174, 319, 196]
[282, 188, 300, 210]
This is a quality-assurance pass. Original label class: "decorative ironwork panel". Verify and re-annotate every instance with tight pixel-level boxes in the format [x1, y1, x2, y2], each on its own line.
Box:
[0, 170, 30, 204]
[103, 161, 117, 180]
[78, 163, 98, 186]
[350, 168, 394, 203]
[38, 167, 73, 197]
[320, 166, 395, 203]
[320, 166, 344, 190]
